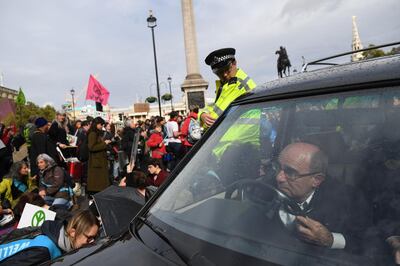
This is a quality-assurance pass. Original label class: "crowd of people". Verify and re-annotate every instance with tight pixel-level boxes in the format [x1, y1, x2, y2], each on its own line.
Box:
[0, 103, 205, 264]
[0, 47, 259, 264]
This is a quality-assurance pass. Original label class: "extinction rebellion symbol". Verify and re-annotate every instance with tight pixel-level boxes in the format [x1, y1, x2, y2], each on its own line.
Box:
[31, 210, 46, 227]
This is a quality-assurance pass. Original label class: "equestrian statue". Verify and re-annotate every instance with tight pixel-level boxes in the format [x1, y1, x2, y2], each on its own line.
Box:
[276, 46, 291, 78]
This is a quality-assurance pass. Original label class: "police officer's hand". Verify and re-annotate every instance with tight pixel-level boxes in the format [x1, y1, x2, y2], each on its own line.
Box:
[296, 216, 334, 247]
[200, 113, 216, 127]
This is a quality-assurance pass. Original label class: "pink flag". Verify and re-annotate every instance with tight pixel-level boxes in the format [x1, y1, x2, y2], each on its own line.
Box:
[85, 75, 110, 106]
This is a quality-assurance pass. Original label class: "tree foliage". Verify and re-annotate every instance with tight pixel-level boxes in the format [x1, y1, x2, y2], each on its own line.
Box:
[11, 101, 56, 127]
[362, 44, 400, 59]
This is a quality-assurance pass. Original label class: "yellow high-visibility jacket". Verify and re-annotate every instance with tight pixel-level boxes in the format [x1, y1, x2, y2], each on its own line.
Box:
[200, 68, 256, 129]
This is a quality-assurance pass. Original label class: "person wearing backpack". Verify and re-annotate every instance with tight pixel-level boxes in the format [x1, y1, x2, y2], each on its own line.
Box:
[0, 210, 99, 266]
[37, 154, 73, 209]
[181, 105, 201, 153]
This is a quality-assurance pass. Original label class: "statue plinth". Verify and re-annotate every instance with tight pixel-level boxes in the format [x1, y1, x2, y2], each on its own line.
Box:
[181, 74, 208, 109]
[180, 0, 208, 110]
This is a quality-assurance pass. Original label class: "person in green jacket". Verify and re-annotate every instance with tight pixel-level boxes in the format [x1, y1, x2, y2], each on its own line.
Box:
[0, 161, 37, 209]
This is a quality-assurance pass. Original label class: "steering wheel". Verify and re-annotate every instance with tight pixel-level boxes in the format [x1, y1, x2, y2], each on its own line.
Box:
[224, 179, 304, 218]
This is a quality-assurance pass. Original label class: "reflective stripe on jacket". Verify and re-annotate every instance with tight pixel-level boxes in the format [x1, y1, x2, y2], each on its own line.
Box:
[0, 234, 61, 262]
[213, 109, 261, 159]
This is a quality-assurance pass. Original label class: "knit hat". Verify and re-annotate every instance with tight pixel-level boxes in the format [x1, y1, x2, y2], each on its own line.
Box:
[35, 117, 48, 128]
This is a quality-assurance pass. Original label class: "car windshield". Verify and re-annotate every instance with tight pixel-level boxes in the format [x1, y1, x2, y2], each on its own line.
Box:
[148, 86, 400, 265]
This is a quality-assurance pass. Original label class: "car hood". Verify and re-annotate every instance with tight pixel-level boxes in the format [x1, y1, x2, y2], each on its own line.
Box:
[50, 233, 175, 266]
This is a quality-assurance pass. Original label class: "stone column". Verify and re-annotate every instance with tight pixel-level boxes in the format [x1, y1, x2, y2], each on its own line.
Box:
[181, 0, 208, 110]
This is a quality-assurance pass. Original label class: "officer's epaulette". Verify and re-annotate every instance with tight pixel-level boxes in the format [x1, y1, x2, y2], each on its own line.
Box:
[228, 77, 237, 85]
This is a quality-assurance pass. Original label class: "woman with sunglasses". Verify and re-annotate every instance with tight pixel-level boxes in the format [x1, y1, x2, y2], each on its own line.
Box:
[0, 210, 99, 265]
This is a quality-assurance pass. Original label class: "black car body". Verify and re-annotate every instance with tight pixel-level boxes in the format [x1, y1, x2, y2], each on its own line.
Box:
[51, 54, 400, 266]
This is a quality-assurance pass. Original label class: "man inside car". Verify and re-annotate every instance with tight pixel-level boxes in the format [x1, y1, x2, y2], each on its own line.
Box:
[274, 142, 371, 253]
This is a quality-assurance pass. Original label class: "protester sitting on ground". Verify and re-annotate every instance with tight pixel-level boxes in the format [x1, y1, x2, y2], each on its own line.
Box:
[0, 192, 49, 236]
[37, 153, 73, 209]
[119, 170, 156, 204]
[12, 192, 72, 229]
[146, 124, 166, 160]
[146, 158, 169, 187]
[0, 161, 37, 209]
[0, 209, 99, 266]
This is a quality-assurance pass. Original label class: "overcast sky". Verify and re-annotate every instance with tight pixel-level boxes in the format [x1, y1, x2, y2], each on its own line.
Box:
[0, 0, 399, 109]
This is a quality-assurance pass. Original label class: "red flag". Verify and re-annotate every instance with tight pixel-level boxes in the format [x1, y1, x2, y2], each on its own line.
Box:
[85, 75, 110, 106]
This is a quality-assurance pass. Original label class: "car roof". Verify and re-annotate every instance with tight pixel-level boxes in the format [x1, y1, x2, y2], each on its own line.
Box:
[241, 54, 400, 103]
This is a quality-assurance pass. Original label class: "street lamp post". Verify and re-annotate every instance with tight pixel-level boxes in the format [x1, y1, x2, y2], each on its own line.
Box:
[167, 76, 174, 111]
[147, 10, 162, 116]
[70, 88, 76, 121]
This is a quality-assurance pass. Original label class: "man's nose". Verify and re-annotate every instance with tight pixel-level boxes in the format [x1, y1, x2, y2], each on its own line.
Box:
[276, 170, 287, 182]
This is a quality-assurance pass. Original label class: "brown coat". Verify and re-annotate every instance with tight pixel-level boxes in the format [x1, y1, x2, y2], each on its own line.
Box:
[87, 131, 110, 192]
[39, 165, 69, 200]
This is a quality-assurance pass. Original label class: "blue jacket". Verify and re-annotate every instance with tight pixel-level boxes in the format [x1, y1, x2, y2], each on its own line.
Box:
[0, 220, 65, 266]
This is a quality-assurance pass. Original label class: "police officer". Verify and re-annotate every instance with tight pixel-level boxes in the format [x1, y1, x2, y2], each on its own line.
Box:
[200, 48, 257, 129]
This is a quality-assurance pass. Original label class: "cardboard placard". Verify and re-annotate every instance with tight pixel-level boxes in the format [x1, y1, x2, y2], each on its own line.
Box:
[17, 203, 56, 229]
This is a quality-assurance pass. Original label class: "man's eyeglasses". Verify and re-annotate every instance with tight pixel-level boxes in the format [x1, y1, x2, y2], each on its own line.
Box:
[272, 161, 320, 181]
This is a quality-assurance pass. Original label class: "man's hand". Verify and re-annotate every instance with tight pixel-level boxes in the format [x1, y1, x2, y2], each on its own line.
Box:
[386, 236, 400, 264]
[158, 142, 163, 148]
[58, 143, 67, 149]
[296, 216, 334, 247]
[104, 140, 112, 145]
[119, 177, 127, 187]
[39, 190, 46, 198]
[30, 175, 37, 181]
[200, 113, 216, 127]
[127, 162, 134, 174]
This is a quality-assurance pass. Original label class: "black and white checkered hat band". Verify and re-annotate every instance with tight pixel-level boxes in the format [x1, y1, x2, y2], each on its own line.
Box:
[211, 55, 235, 67]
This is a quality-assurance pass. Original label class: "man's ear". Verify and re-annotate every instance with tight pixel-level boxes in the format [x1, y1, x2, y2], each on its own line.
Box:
[312, 174, 325, 188]
[68, 228, 76, 239]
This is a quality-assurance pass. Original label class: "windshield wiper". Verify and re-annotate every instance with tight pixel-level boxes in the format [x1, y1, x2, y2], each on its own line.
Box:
[132, 215, 190, 265]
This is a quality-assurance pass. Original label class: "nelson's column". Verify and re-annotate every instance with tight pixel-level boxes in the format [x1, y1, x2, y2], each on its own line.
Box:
[180, 0, 208, 110]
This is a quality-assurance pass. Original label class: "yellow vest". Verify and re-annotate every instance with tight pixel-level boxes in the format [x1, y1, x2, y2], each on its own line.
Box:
[200, 68, 256, 129]
[213, 108, 261, 158]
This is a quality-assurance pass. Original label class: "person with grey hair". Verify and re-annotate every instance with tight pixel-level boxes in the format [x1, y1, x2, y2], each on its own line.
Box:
[273, 142, 371, 254]
[37, 153, 72, 209]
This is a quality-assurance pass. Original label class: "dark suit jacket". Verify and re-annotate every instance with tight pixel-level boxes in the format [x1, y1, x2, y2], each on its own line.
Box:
[305, 178, 372, 254]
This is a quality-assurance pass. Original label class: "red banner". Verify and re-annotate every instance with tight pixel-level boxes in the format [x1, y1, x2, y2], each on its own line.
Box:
[85, 75, 110, 106]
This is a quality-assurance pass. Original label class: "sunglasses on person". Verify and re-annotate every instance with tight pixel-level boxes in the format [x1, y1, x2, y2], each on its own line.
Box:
[83, 232, 98, 243]
[272, 161, 320, 181]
